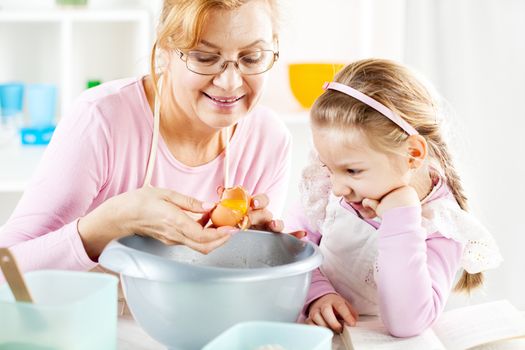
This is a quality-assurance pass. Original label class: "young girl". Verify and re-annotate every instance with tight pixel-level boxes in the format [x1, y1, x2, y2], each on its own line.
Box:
[286, 59, 502, 337]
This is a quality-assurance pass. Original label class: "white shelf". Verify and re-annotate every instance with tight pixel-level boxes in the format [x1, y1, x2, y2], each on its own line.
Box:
[0, 9, 150, 22]
[0, 8, 152, 120]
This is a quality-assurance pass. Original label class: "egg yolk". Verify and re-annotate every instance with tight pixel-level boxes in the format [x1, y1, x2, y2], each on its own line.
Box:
[219, 199, 248, 215]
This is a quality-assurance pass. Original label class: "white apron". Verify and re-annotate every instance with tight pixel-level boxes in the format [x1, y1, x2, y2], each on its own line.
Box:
[319, 195, 381, 315]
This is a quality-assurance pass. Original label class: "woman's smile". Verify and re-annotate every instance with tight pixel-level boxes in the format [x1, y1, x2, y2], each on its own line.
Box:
[203, 92, 245, 110]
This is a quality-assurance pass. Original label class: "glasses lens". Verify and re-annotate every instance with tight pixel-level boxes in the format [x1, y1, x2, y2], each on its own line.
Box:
[186, 51, 222, 75]
[238, 50, 275, 74]
[183, 50, 276, 75]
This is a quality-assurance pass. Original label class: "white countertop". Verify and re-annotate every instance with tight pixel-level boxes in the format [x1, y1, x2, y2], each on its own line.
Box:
[118, 314, 164, 350]
[0, 140, 46, 192]
[118, 313, 525, 350]
[117, 313, 347, 350]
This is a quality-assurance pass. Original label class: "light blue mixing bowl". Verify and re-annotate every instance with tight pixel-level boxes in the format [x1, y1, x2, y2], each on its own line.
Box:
[203, 321, 333, 350]
[99, 230, 322, 350]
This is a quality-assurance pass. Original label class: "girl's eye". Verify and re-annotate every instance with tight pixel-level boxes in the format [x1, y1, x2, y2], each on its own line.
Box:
[346, 169, 362, 175]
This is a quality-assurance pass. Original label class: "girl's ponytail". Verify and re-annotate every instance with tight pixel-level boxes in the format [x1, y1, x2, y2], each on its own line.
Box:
[428, 135, 483, 293]
[454, 271, 483, 293]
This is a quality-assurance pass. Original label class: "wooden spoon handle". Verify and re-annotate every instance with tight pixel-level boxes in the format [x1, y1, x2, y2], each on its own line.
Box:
[0, 248, 33, 303]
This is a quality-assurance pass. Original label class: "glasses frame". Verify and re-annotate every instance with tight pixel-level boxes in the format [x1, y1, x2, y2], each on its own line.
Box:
[175, 49, 279, 76]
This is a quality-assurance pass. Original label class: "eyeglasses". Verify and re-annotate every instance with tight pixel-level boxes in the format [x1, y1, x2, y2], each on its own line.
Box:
[176, 49, 279, 76]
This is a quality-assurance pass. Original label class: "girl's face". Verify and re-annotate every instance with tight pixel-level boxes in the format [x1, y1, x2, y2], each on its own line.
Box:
[312, 126, 412, 215]
[167, 0, 275, 129]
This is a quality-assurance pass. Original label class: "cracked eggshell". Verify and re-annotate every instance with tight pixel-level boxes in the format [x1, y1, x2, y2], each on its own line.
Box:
[210, 186, 251, 227]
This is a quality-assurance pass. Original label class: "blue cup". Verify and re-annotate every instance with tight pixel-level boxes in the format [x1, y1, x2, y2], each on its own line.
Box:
[27, 84, 57, 127]
[0, 83, 24, 117]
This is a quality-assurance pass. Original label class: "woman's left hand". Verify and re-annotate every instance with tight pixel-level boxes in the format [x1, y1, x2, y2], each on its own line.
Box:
[215, 186, 278, 231]
[361, 185, 420, 218]
[216, 187, 305, 238]
[247, 192, 283, 231]
[248, 193, 306, 238]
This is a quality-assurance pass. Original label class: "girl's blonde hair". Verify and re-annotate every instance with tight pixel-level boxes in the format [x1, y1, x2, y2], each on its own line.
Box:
[311, 58, 481, 293]
[149, 0, 280, 93]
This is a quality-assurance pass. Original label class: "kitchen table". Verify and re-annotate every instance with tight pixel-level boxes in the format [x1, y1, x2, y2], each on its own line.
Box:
[117, 313, 348, 350]
[118, 313, 164, 350]
[118, 313, 525, 350]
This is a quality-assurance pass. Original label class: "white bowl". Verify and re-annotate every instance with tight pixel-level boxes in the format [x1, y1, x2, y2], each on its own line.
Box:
[99, 230, 322, 350]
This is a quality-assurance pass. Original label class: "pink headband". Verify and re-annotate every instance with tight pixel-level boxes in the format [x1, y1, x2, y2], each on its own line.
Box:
[322, 81, 418, 136]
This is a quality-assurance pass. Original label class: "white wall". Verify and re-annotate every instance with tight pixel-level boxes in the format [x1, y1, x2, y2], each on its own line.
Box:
[404, 0, 525, 310]
[260, 0, 407, 113]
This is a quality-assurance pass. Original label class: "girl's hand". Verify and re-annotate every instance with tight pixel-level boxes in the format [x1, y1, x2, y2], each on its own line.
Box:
[305, 293, 359, 333]
[78, 186, 235, 260]
[361, 185, 420, 218]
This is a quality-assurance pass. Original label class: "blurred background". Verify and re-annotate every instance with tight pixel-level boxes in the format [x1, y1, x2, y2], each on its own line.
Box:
[0, 0, 523, 311]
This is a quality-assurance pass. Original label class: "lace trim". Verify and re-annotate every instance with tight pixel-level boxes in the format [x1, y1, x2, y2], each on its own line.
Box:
[421, 198, 502, 273]
[299, 151, 332, 231]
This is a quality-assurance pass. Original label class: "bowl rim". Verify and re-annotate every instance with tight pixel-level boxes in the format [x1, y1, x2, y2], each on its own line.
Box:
[99, 230, 323, 283]
[202, 321, 333, 349]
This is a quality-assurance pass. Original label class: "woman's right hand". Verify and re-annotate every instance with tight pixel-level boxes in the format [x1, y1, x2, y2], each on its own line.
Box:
[305, 293, 359, 333]
[78, 186, 236, 260]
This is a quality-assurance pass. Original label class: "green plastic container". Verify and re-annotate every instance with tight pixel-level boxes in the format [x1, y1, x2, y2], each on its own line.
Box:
[56, 0, 88, 6]
[86, 80, 101, 89]
[203, 321, 333, 350]
[0, 270, 118, 350]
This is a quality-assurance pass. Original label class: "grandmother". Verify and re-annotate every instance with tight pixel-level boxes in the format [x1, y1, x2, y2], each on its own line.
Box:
[0, 0, 290, 277]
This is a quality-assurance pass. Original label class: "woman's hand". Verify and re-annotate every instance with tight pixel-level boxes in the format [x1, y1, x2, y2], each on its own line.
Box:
[241, 193, 308, 238]
[78, 186, 236, 260]
[247, 192, 284, 232]
[305, 293, 359, 333]
[361, 185, 421, 219]
[215, 186, 281, 232]
[214, 186, 305, 238]
[245, 192, 307, 238]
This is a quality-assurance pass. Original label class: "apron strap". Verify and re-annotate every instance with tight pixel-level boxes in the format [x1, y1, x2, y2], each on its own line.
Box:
[143, 75, 163, 187]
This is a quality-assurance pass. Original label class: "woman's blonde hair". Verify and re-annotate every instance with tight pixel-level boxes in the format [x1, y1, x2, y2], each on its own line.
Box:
[311, 58, 481, 293]
[149, 0, 280, 93]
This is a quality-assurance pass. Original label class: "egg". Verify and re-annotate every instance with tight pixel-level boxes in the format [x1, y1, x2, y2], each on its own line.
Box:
[210, 186, 251, 229]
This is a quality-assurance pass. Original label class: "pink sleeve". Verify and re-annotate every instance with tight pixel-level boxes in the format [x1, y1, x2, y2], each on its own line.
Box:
[376, 206, 463, 337]
[0, 100, 108, 282]
[285, 202, 338, 322]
